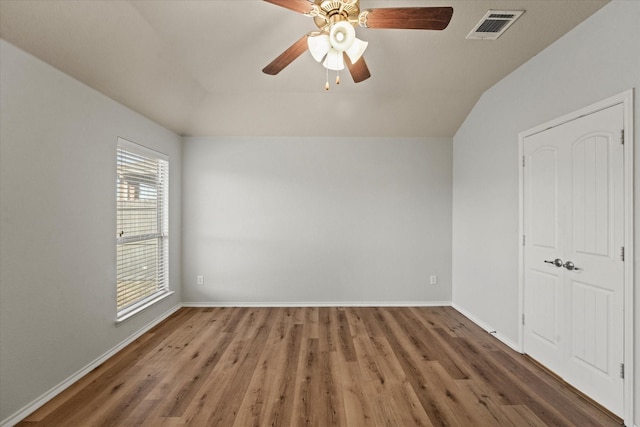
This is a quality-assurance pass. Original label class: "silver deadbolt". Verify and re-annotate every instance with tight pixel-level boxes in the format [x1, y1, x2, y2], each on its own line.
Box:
[544, 258, 564, 268]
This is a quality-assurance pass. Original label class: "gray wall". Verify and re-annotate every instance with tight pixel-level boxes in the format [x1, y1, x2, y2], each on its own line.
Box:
[182, 136, 452, 305]
[451, 0, 639, 421]
[0, 40, 182, 422]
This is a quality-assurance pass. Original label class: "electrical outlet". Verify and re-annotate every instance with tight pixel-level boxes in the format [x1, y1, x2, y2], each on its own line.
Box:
[197, 275, 204, 286]
[429, 275, 437, 285]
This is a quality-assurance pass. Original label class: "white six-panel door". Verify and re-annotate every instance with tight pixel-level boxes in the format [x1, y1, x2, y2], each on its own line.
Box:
[523, 104, 624, 416]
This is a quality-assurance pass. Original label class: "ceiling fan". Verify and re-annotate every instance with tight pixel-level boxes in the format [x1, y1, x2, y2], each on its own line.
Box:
[262, 0, 454, 88]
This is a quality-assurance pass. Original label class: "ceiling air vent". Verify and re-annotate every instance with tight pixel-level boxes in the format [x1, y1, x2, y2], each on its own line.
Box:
[466, 10, 524, 40]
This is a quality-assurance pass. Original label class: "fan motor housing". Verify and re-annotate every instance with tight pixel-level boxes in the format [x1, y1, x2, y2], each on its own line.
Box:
[313, 0, 360, 31]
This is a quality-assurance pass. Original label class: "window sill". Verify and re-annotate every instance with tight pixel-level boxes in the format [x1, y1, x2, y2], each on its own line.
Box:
[115, 291, 175, 324]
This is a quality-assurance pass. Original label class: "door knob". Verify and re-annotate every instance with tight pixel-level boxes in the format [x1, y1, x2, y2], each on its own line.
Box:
[563, 261, 581, 271]
[544, 258, 564, 267]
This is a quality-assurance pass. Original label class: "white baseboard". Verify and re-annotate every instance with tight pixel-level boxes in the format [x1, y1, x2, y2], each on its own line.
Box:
[0, 304, 182, 427]
[182, 300, 453, 308]
[451, 303, 520, 352]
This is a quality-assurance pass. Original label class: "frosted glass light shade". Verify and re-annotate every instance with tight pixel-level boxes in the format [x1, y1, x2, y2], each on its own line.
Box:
[329, 21, 356, 51]
[345, 38, 368, 64]
[307, 34, 330, 63]
[322, 48, 345, 70]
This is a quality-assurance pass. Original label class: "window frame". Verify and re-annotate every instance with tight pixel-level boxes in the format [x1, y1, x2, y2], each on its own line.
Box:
[116, 137, 172, 322]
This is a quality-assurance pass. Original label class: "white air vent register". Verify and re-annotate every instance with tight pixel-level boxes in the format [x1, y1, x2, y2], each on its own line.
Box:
[467, 10, 524, 40]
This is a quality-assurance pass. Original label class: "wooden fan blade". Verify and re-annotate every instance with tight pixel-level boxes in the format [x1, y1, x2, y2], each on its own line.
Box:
[263, 0, 316, 15]
[262, 34, 309, 75]
[344, 53, 371, 83]
[361, 7, 453, 30]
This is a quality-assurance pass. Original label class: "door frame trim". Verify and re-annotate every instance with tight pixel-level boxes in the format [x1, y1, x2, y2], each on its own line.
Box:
[518, 89, 634, 423]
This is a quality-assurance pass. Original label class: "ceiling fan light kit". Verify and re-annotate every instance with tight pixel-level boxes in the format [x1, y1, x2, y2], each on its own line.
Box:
[263, 0, 453, 89]
[308, 21, 368, 72]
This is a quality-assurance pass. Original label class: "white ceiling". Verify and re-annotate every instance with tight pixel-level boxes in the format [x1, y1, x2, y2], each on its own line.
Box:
[0, 0, 609, 138]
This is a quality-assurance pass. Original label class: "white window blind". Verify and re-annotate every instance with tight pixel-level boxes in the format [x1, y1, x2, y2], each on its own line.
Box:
[116, 138, 169, 317]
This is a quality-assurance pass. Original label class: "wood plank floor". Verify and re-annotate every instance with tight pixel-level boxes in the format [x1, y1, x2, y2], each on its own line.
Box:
[18, 307, 622, 426]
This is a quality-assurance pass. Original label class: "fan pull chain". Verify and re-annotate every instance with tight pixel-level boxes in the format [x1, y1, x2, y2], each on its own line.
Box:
[325, 66, 329, 91]
[336, 70, 340, 85]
